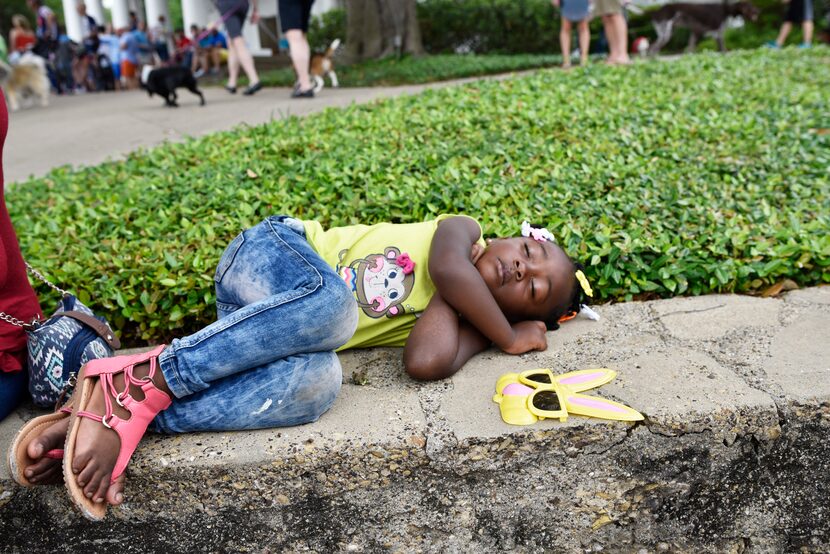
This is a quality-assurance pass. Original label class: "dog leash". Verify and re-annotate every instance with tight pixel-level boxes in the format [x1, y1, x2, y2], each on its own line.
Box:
[256, 19, 280, 45]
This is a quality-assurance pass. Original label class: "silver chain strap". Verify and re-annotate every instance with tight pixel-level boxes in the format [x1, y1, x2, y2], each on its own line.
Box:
[24, 262, 70, 297]
[0, 262, 71, 328]
[0, 311, 27, 327]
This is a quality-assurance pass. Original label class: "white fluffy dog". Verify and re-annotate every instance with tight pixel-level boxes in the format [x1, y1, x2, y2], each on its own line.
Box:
[0, 53, 50, 112]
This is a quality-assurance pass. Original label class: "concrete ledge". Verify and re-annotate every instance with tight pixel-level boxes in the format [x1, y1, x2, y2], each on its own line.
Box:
[1, 288, 828, 552]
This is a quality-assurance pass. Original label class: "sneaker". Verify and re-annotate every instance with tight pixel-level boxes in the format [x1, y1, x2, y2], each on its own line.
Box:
[291, 84, 314, 99]
[798, 42, 811, 49]
[243, 81, 263, 96]
[193, 68, 205, 79]
[764, 40, 779, 49]
[225, 85, 237, 94]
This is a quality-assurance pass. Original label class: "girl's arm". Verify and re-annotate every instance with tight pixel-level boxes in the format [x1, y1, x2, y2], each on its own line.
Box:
[403, 292, 490, 380]
[428, 217, 547, 354]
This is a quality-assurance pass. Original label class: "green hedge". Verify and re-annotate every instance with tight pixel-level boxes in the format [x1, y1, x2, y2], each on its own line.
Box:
[8, 49, 829, 345]
[312, 0, 828, 56]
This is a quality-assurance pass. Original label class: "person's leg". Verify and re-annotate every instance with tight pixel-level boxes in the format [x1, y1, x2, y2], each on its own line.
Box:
[577, 19, 590, 65]
[775, 22, 793, 46]
[560, 19, 573, 67]
[210, 47, 221, 73]
[61, 217, 358, 504]
[286, 29, 311, 91]
[153, 350, 342, 433]
[232, 36, 260, 87]
[0, 369, 27, 422]
[802, 20, 814, 44]
[602, 15, 617, 60]
[612, 13, 630, 63]
[226, 40, 240, 88]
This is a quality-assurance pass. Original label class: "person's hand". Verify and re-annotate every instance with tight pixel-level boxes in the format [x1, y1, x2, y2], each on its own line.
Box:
[501, 321, 548, 355]
[470, 243, 485, 265]
[251, 9, 260, 24]
[551, 0, 561, 7]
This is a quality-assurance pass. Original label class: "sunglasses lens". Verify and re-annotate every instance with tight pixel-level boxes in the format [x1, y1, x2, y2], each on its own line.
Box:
[526, 373, 552, 384]
[532, 390, 561, 411]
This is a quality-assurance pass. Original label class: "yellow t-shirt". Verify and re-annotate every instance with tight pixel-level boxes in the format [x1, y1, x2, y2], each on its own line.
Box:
[303, 215, 483, 350]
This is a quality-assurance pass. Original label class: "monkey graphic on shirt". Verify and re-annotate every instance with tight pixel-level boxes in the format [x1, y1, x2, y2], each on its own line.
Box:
[337, 247, 416, 318]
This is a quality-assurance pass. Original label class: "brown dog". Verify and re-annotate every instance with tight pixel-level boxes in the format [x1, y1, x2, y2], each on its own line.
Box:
[649, 1, 760, 54]
[309, 39, 340, 93]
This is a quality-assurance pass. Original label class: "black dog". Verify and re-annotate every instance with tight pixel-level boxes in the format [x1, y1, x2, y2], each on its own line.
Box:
[141, 66, 205, 107]
[649, 1, 760, 54]
[94, 53, 116, 91]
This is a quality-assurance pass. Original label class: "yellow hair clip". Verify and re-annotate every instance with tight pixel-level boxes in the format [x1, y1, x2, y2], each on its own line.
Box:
[575, 270, 593, 298]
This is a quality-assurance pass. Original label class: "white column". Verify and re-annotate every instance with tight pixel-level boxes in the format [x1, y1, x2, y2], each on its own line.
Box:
[87, 0, 106, 26]
[144, 0, 170, 30]
[62, 0, 84, 42]
[111, 0, 130, 29]
[182, 0, 211, 33]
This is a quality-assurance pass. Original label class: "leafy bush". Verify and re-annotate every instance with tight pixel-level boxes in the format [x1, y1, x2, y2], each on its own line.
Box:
[307, 7, 347, 49]
[317, 0, 827, 58]
[418, 0, 557, 54]
[8, 49, 829, 345]
[255, 53, 562, 87]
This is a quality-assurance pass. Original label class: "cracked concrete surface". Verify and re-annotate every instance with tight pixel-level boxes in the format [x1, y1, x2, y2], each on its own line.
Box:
[1, 288, 828, 552]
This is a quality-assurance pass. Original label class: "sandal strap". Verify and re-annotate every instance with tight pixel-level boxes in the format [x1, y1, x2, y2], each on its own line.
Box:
[45, 449, 64, 460]
[77, 344, 171, 484]
[76, 410, 105, 423]
[107, 385, 171, 481]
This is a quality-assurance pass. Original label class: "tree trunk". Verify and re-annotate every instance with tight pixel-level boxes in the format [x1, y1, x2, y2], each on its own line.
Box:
[343, 0, 424, 63]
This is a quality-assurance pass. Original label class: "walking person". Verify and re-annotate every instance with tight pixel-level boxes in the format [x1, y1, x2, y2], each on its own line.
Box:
[552, 0, 591, 67]
[279, 0, 315, 98]
[215, 0, 262, 95]
[768, 0, 814, 48]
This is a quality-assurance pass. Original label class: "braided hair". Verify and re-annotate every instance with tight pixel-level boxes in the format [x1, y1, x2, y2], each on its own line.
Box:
[543, 261, 588, 330]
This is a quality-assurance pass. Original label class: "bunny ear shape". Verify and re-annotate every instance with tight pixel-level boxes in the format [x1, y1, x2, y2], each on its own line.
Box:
[495, 373, 521, 395]
[562, 392, 644, 422]
[554, 369, 617, 393]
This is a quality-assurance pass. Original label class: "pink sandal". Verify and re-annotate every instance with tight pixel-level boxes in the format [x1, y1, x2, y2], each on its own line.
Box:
[7, 391, 76, 487]
[63, 344, 171, 520]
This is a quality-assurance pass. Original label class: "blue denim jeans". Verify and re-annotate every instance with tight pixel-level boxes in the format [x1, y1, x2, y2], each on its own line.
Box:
[152, 216, 358, 433]
[0, 368, 28, 422]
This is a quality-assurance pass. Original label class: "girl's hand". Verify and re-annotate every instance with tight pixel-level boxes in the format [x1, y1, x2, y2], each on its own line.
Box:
[251, 9, 260, 24]
[502, 321, 548, 355]
[551, 0, 560, 7]
[470, 243, 485, 265]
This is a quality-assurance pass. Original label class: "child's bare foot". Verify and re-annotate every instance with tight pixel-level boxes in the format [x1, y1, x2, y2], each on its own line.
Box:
[70, 360, 172, 505]
[24, 417, 70, 484]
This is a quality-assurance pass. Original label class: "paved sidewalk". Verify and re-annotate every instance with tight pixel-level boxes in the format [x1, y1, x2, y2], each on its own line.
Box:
[6, 78, 486, 184]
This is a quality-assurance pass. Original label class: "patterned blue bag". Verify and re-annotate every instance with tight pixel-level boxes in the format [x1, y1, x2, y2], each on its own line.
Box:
[0, 264, 120, 408]
[26, 294, 120, 407]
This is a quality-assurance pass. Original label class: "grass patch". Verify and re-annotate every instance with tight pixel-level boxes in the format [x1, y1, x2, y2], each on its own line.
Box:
[9, 49, 829, 345]
[252, 53, 563, 88]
